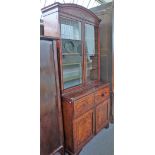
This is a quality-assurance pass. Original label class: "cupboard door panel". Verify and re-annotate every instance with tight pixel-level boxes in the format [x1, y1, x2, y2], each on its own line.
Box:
[73, 110, 94, 150]
[96, 99, 110, 133]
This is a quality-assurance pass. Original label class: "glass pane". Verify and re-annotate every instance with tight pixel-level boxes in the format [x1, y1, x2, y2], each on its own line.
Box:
[85, 24, 95, 55]
[85, 24, 98, 82]
[60, 18, 82, 89]
[61, 18, 81, 40]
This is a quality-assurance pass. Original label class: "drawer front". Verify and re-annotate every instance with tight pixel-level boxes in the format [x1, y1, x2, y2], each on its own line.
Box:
[95, 86, 110, 104]
[74, 94, 94, 117]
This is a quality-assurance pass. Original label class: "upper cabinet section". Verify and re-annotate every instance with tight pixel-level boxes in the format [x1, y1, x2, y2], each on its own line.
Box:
[42, 3, 101, 92]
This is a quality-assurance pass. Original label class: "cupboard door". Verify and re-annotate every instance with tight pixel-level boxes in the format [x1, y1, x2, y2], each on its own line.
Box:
[40, 40, 63, 155]
[96, 98, 110, 133]
[73, 110, 94, 150]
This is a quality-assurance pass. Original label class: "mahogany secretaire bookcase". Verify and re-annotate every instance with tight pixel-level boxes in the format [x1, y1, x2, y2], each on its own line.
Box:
[42, 3, 111, 155]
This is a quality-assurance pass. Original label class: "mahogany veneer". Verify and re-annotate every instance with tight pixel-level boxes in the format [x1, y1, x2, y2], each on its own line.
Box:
[62, 83, 110, 155]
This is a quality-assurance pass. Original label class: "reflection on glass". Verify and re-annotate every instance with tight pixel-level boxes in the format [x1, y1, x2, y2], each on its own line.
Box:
[61, 18, 81, 40]
[85, 24, 98, 82]
[60, 18, 82, 89]
[86, 54, 98, 81]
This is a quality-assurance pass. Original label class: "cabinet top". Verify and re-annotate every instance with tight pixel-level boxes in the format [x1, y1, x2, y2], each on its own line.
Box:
[62, 82, 110, 102]
[41, 2, 101, 23]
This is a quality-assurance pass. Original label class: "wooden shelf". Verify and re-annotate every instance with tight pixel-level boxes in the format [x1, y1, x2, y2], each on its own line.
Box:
[62, 52, 81, 56]
[64, 70, 81, 74]
[64, 75, 81, 82]
[63, 63, 81, 66]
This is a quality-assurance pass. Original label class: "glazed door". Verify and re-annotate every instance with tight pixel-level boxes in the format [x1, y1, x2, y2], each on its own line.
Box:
[40, 39, 63, 155]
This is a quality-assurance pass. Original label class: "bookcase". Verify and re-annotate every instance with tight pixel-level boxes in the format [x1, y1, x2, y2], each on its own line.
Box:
[42, 3, 111, 155]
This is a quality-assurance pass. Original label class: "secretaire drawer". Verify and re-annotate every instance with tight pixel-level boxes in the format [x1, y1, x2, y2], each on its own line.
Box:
[95, 86, 110, 104]
[74, 93, 94, 117]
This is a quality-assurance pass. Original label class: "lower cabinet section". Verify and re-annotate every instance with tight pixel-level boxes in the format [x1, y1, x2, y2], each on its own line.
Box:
[62, 84, 110, 155]
[73, 110, 94, 151]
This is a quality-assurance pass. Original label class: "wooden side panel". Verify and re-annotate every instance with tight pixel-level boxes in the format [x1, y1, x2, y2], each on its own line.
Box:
[95, 99, 109, 133]
[62, 100, 74, 151]
[40, 40, 62, 155]
[43, 10, 60, 38]
[92, 5, 113, 85]
[107, 98, 110, 121]
[73, 110, 94, 151]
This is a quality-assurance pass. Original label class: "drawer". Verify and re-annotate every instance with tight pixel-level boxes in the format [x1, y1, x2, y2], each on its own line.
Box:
[95, 86, 110, 104]
[74, 94, 94, 117]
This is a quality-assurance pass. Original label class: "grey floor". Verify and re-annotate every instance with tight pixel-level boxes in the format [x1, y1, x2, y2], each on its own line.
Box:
[80, 124, 114, 155]
[65, 124, 114, 155]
